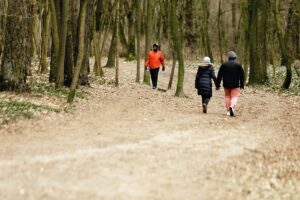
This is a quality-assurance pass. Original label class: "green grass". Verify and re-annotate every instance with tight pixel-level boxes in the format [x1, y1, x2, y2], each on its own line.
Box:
[0, 100, 61, 125]
[31, 84, 86, 99]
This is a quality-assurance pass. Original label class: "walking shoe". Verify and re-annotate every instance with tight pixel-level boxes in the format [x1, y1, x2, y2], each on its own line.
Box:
[202, 104, 207, 113]
[229, 106, 235, 117]
[227, 111, 230, 116]
[152, 86, 156, 89]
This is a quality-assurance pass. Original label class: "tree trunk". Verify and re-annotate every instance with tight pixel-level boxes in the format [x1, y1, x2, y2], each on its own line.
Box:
[105, 17, 117, 68]
[31, 0, 41, 59]
[170, 0, 185, 97]
[68, 0, 88, 103]
[217, 0, 224, 63]
[94, 14, 112, 76]
[248, 0, 268, 85]
[124, 1, 135, 60]
[201, 0, 213, 62]
[40, 0, 50, 74]
[64, 0, 80, 87]
[78, 0, 93, 86]
[55, 0, 69, 88]
[232, 0, 238, 47]
[184, 0, 195, 47]
[168, 50, 176, 90]
[0, 0, 33, 91]
[48, 0, 60, 82]
[144, 0, 151, 85]
[115, 0, 120, 87]
[93, 0, 104, 77]
[273, 0, 293, 89]
[0, 0, 8, 61]
[135, 0, 141, 83]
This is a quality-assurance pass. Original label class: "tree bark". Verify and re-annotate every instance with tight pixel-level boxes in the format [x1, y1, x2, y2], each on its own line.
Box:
[55, 0, 69, 88]
[0, 0, 8, 61]
[48, 0, 60, 82]
[40, 0, 50, 74]
[168, 50, 176, 90]
[217, 0, 224, 63]
[0, 0, 33, 91]
[273, 0, 293, 89]
[115, 0, 120, 87]
[144, 0, 151, 85]
[201, 0, 213, 62]
[105, 16, 117, 68]
[78, 0, 93, 86]
[68, 0, 88, 103]
[135, 0, 141, 83]
[170, 0, 185, 97]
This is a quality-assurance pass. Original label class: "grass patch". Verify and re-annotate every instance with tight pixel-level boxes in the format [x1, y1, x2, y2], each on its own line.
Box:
[0, 100, 61, 125]
[31, 84, 86, 99]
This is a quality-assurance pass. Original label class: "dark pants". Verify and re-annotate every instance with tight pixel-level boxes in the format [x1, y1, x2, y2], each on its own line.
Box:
[150, 68, 160, 88]
[201, 95, 210, 105]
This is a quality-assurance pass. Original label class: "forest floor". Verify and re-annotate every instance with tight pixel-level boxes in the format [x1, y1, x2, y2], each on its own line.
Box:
[0, 59, 299, 200]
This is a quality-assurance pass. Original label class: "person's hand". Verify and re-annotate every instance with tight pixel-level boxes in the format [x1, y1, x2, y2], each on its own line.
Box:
[162, 66, 165, 71]
[145, 66, 149, 71]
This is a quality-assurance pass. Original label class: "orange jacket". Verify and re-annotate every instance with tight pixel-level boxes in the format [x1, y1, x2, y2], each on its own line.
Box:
[145, 50, 165, 69]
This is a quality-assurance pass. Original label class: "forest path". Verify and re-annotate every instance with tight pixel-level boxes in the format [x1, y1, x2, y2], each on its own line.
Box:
[0, 60, 299, 199]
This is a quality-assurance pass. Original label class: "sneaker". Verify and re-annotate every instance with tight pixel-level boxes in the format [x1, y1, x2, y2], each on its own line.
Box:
[227, 111, 230, 116]
[202, 104, 207, 113]
[229, 106, 235, 117]
[152, 86, 156, 89]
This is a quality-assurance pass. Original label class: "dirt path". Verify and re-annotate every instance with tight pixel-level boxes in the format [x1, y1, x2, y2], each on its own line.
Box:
[0, 60, 299, 200]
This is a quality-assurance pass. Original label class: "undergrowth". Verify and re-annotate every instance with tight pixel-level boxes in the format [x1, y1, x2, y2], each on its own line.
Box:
[31, 84, 86, 99]
[0, 100, 61, 125]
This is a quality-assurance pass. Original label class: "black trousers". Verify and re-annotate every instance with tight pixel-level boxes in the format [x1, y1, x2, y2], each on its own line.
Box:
[201, 95, 210, 105]
[150, 68, 160, 88]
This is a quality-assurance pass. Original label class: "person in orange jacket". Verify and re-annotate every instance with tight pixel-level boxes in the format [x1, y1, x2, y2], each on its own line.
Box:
[145, 43, 166, 89]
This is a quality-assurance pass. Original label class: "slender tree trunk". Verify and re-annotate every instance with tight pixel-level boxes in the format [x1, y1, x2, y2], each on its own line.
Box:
[78, 0, 93, 86]
[168, 50, 176, 90]
[232, 0, 238, 47]
[55, 0, 69, 88]
[217, 0, 224, 63]
[68, 0, 88, 103]
[0, 0, 33, 91]
[115, 0, 120, 87]
[184, 0, 195, 47]
[170, 0, 185, 97]
[40, 0, 50, 73]
[97, 15, 112, 76]
[93, 0, 104, 77]
[201, 0, 213, 62]
[144, 0, 151, 85]
[135, 0, 141, 83]
[124, 1, 135, 60]
[0, 0, 8, 61]
[273, 0, 293, 89]
[105, 17, 117, 68]
[119, 19, 129, 51]
[48, 0, 60, 82]
[31, 0, 40, 59]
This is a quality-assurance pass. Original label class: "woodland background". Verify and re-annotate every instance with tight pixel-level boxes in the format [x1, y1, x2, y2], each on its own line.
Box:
[0, 0, 299, 99]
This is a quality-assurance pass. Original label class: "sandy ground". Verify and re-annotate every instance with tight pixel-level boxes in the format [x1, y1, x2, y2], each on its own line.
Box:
[0, 60, 299, 200]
